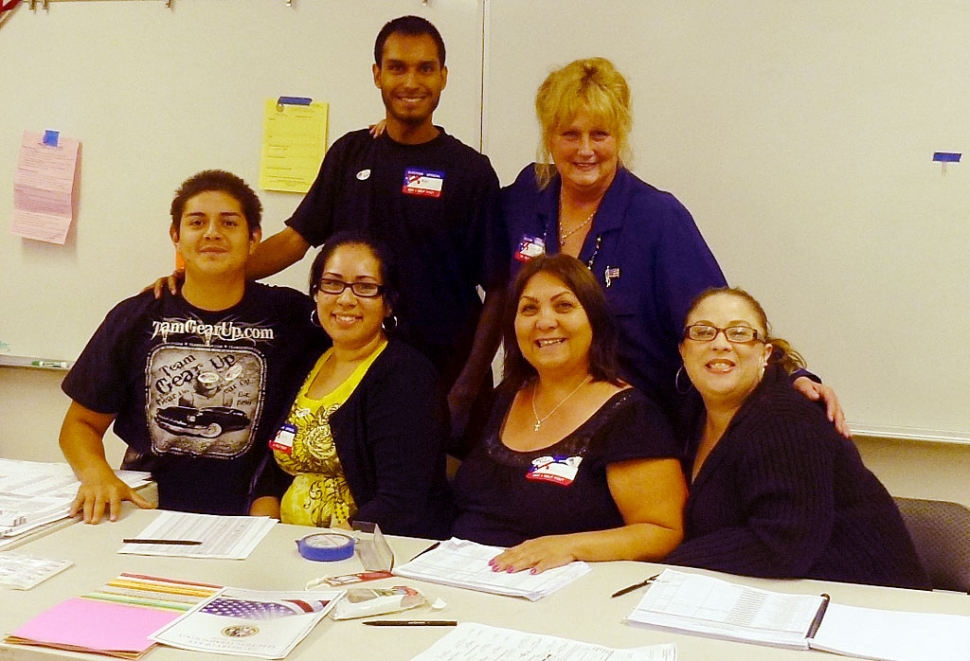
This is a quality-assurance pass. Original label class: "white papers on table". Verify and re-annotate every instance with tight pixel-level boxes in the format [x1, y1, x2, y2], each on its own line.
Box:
[151, 587, 343, 659]
[0, 552, 73, 590]
[625, 569, 824, 649]
[410, 622, 677, 661]
[393, 538, 590, 601]
[11, 130, 80, 245]
[120, 511, 276, 560]
[811, 602, 970, 661]
[626, 569, 970, 661]
[0, 458, 150, 543]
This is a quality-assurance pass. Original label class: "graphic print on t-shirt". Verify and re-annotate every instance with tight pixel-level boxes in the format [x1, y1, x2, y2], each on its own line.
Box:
[147, 344, 266, 459]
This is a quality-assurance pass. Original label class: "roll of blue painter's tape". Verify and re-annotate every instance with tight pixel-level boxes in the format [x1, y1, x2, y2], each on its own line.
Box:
[296, 532, 356, 562]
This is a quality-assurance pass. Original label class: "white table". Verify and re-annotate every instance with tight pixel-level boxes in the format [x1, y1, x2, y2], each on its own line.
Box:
[2, 507, 968, 661]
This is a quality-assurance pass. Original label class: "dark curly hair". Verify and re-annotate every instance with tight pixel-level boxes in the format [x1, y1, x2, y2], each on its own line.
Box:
[170, 170, 262, 238]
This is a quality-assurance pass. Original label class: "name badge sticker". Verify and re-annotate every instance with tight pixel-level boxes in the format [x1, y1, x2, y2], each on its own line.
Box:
[269, 422, 296, 454]
[526, 455, 583, 486]
[514, 234, 546, 262]
[402, 168, 444, 197]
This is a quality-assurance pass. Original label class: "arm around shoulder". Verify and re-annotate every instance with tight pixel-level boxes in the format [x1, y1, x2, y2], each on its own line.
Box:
[246, 227, 311, 281]
[59, 401, 153, 524]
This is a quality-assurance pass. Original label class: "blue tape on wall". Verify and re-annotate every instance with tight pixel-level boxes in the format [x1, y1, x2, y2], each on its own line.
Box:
[277, 96, 313, 106]
[42, 130, 59, 147]
[932, 152, 961, 163]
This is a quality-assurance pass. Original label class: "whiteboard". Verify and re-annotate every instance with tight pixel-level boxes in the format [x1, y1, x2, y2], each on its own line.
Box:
[0, 0, 484, 361]
[483, 0, 970, 441]
[2, 0, 969, 442]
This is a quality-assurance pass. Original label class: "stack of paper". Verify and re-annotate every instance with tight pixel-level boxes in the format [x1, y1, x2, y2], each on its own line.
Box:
[151, 587, 343, 659]
[626, 569, 825, 649]
[5, 574, 221, 659]
[626, 568, 970, 661]
[0, 552, 73, 590]
[0, 458, 150, 547]
[810, 603, 970, 661]
[119, 511, 276, 560]
[393, 538, 590, 601]
[410, 622, 677, 661]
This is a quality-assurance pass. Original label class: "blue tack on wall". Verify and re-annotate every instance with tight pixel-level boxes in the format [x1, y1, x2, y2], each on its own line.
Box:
[932, 152, 961, 163]
[42, 130, 59, 147]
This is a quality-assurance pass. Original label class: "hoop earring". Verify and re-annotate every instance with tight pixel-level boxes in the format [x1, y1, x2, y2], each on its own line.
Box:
[675, 365, 693, 395]
[310, 309, 321, 328]
[381, 315, 399, 332]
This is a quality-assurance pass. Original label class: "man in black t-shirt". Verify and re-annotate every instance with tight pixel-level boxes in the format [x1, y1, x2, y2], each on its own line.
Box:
[62, 171, 322, 522]
[238, 16, 508, 441]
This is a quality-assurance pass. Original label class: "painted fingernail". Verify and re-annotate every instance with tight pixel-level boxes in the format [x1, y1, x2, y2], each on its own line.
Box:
[506, 567, 514, 573]
[530, 568, 538, 575]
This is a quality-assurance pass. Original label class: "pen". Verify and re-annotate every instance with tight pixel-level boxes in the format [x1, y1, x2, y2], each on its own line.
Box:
[610, 574, 659, 598]
[409, 541, 440, 561]
[806, 593, 831, 639]
[362, 620, 457, 627]
[122, 539, 203, 545]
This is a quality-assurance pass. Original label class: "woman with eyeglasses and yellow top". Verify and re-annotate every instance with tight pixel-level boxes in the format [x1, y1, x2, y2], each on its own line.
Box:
[250, 232, 453, 539]
[664, 287, 929, 589]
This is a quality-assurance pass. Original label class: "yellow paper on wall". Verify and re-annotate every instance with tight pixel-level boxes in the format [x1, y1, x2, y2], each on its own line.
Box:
[259, 98, 329, 193]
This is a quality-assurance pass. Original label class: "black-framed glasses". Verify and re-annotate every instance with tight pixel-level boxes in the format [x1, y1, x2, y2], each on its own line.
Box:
[683, 324, 763, 344]
[317, 278, 384, 298]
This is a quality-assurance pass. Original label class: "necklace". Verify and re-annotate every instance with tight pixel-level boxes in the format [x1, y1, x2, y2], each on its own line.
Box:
[558, 197, 597, 247]
[530, 376, 591, 432]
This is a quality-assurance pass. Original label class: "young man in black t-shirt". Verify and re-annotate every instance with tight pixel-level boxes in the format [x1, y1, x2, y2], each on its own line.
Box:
[231, 16, 509, 443]
[61, 171, 320, 522]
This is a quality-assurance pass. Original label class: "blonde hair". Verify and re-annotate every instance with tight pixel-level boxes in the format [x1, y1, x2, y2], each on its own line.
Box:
[534, 57, 633, 189]
[685, 287, 807, 375]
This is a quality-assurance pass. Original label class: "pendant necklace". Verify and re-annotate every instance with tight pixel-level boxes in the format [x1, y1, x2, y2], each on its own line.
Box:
[558, 197, 597, 247]
[531, 376, 592, 432]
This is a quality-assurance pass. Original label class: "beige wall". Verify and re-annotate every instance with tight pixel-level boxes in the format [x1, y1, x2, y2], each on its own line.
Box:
[0, 368, 127, 467]
[3, 366, 967, 509]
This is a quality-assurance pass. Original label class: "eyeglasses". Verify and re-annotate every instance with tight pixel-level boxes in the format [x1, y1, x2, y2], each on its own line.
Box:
[317, 278, 384, 298]
[683, 324, 763, 344]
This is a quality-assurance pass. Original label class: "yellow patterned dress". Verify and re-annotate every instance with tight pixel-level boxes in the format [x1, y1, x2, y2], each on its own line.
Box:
[272, 341, 387, 527]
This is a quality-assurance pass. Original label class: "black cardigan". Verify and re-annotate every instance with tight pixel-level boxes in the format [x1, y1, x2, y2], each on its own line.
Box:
[665, 365, 930, 590]
[255, 340, 454, 539]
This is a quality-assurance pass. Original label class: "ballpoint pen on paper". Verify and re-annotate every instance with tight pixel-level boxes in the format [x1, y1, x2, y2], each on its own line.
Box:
[610, 574, 659, 598]
[408, 541, 440, 561]
[362, 620, 458, 627]
[122, 539, 203, 545]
